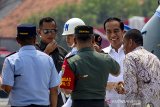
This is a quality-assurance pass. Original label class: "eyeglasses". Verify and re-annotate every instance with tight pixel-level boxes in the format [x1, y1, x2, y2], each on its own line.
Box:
[42, 29, 57, 34]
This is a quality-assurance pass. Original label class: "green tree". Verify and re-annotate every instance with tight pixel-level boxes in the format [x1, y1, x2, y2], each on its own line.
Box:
[24, 0, 158, 50]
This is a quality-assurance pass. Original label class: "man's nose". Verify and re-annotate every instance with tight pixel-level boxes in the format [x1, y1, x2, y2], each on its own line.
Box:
[110, 32, 116, 37]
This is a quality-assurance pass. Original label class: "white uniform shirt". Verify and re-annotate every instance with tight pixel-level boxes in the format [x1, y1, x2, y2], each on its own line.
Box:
[103, 45, 125, 82]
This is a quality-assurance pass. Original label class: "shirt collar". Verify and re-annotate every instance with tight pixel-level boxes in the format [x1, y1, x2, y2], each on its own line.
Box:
[132, 46, 143, 52]
[108, 45, 124, 53]
[19, 45, 36, 52]
[71, 47, 77, 52]
[78, 47, 94, 53]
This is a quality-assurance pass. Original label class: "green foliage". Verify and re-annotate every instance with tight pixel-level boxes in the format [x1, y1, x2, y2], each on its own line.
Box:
[23, 0, 158, 50]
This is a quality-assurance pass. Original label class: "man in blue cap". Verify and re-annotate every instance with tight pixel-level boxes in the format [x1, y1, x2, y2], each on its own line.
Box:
[0, 24, 60, 107]
[60, 25, 120, 107]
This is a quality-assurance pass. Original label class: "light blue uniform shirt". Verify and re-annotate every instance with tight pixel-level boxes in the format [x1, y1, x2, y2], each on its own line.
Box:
[65, 47, 77, 58]
[2, 45, 60, 106]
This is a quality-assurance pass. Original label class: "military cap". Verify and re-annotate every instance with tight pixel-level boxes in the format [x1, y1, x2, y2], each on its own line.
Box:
[17, 24, 36, 38]
[75, 25, 93, 35]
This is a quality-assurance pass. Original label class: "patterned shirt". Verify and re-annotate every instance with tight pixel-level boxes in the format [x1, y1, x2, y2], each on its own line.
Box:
[123, 46, 160, 107]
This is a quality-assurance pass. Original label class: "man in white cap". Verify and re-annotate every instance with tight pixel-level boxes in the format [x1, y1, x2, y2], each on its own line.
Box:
[62, 18, 85, 57]
[60, 18, 85, 107]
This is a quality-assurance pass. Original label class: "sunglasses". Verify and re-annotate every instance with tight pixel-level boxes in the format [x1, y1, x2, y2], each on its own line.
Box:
[42, 29, 57, 34]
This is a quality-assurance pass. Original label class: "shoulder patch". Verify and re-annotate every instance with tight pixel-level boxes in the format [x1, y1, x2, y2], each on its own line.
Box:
[6, 52, 16, 57]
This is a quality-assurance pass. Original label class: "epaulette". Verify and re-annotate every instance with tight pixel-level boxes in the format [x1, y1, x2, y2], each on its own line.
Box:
[65, 54, 75, 59]
[6, 52, 16, 57]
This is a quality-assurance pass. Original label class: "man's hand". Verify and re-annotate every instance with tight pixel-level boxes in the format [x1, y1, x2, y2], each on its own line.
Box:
[44, 40, 58, 54]
[93, 44, 102, 52]
[106, 82, 117, 90]
[114, 81, 127, 94]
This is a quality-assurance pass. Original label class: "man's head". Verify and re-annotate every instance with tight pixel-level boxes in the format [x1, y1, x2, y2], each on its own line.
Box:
[74, 25, 94, 49]
[123, 29, 143, 54]
[104, 17, 124, 51]
[38, 17, 57, 44]
[16, 24, 36, 46]
[62, 18, 85, 47]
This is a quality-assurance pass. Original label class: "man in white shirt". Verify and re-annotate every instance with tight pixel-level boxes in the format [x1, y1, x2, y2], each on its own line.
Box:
[103, 17, 126, 107]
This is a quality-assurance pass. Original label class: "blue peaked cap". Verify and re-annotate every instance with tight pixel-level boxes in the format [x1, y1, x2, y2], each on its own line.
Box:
[17, 24, 36, 38]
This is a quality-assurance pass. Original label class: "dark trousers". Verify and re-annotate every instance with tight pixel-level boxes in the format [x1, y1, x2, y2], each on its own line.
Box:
[11, 104, 49, 107]
[71, 99, 105, 107]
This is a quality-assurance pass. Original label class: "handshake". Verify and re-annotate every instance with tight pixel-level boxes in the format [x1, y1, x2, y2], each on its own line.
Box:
[114, 82, 127, 94]
[107, 81, 127, 94]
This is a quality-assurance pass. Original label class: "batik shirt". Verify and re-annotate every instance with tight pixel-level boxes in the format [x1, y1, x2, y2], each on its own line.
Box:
[123, 46, 160, 107]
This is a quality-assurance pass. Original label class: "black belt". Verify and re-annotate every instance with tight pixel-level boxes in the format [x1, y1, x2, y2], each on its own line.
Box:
[73, 99, 104, 101]
[11, 104, 49, 107]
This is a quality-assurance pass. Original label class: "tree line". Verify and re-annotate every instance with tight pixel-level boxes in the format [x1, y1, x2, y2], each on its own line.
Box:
[23, 0, 158, 50]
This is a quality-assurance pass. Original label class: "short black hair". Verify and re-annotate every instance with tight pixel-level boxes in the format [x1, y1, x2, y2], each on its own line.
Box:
[103, 17, 124, 31]
[124, 29, 143, 46]
[39, 17, 57, 28]
[76, 34, 93, 41]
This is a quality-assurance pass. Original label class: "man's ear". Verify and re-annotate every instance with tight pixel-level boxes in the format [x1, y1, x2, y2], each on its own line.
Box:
[74, 38, 77, 45]
[129, 39, 133, 47]
[16, 37, 20, 44]
[92, 36, 95, 44]
[33, 37, 36, 44]
[122, 30, 126, 37]
[37, 28, 41, 36]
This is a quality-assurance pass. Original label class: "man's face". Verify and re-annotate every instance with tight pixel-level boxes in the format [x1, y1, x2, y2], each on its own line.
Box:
[66, 34, 75, 47]
[39, 22, 57, 44]
[105, 21, 124, 50]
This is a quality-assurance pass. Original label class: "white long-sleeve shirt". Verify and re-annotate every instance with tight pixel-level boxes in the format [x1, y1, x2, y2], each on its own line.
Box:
[103, 45, 125, 82]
